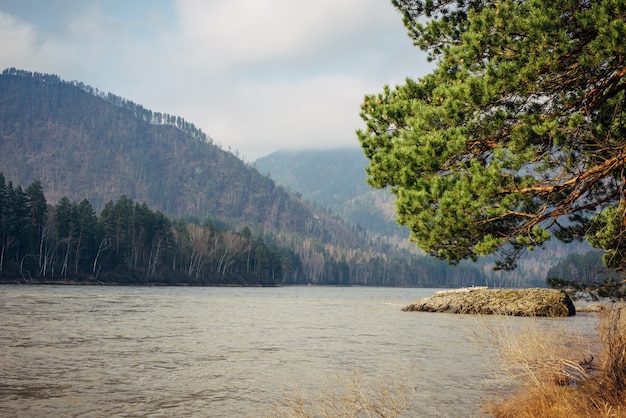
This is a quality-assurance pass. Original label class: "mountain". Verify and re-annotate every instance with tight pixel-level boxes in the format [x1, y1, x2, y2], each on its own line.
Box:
[0, 68, 586, 288]
[0, 69, 292, 226]
[254, 149, 405, 237]
[0, 69, 374, 244]
[1, 68, 495, 287]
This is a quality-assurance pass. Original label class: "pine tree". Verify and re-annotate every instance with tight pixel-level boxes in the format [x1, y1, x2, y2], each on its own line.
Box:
[25, 181, 47, 271]
[359, 0, 626, 270]
[0, 174, 6, 274]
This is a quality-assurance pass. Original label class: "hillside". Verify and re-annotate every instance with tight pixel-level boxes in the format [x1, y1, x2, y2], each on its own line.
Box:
[254, 149, 405, 237]
[0, 69, 298, 228]
[0, 68, 495, 287]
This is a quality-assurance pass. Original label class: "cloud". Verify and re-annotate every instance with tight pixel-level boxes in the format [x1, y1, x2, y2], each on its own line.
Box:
[159, 0, 431, 159]
[172, 0, 389, 72]
[200, 74, 372, 158]
[0, 11, 74, 72]
[0, 11, 34, 60]
[0, 0, 432, 160]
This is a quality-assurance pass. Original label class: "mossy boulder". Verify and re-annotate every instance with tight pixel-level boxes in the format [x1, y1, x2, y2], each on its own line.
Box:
[402, 288, 575, 317]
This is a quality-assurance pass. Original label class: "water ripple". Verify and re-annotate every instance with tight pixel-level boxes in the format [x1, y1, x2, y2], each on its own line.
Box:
[0, 285, 597, 417]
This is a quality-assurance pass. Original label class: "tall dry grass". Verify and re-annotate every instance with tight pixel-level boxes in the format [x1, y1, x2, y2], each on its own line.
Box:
[483, 304, 626, 418]
[266, 368, 415, 418]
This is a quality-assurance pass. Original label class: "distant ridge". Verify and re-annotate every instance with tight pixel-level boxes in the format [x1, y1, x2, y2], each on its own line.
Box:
[254, 149, 405, 236]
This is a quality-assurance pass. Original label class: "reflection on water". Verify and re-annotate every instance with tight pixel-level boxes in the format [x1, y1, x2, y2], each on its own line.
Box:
[0, 286, 598, 417]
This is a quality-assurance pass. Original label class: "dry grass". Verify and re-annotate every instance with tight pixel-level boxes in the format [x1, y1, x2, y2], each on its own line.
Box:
[483, 304, 626, 417]
[266, 368, 415, 418]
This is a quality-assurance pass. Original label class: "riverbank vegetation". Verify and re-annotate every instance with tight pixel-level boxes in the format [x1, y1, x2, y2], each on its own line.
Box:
[0, 173, 295, 286]
[0, 170, 500, 287]
[483, 305, 626, 417]
[267, 368, 415, 418]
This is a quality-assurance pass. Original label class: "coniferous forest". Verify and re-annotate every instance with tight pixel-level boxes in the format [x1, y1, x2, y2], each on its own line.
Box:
[0, 172, 489, 286]
[0, 173, 295, 285]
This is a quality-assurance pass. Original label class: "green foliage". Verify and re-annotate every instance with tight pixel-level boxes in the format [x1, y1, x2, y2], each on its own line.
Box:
[546, 250, 626, 299]
[0, 174, 296, 285]
[585, 207, 626, 270]
[0, 174, 44, 278]
[359, 0, 626, 271]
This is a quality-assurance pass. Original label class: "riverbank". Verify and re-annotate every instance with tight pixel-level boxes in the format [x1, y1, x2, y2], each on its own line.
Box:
[484, 303, 626, 417]
[402, 287, 576, 317]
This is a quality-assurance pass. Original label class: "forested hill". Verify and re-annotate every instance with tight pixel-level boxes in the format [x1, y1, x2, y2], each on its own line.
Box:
[0, 68, 492, 287]
[254, 149, 404, 237]
[0, 68, 303, 229]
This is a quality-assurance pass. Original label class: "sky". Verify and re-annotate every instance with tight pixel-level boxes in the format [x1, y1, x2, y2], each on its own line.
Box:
[0, 0, 433, 161]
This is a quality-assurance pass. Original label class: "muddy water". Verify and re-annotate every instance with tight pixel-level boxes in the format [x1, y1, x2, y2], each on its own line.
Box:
[0, 285, 598, 417]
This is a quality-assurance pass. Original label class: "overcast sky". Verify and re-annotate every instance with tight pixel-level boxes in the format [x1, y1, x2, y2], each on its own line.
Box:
[0, 0, 433, 160]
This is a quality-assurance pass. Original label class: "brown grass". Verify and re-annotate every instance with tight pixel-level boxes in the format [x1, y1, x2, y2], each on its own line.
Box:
[483, 304, 626, 417]
[266, 368, 415, 418]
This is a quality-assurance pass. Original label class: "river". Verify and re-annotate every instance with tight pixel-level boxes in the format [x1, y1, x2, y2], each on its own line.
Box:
[0, 285, 598, 417]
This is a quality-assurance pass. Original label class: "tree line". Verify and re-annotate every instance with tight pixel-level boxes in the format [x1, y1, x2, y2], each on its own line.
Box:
[547, 251, 626, 299]
[0, 173, 296, 285]
[1, 172, 500, 287]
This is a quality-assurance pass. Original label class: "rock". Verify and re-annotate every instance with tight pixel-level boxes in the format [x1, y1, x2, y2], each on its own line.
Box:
[576, 302, 610, 313]
[402, 288, 575, 317]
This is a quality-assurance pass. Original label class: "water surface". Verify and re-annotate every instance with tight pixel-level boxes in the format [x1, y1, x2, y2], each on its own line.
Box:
[0, 286, 598, 417]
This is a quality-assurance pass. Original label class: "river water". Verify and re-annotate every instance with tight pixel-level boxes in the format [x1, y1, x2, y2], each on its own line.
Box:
[0, 285, 598, 417]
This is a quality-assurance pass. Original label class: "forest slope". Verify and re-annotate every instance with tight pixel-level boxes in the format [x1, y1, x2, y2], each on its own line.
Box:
[0, 69, 489, 286]
[0, 70, 307, 234]
[254, 149, 404, 237]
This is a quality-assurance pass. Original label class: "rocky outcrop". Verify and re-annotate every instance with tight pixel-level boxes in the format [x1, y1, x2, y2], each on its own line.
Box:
[402, 287, 576, 317]
[576, 303, 611, 313]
